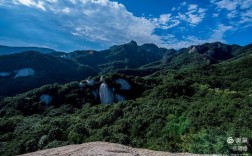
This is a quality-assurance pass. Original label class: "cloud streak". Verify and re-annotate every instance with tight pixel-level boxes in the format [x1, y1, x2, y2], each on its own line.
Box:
[211, 0, 252, 28]
[2, 0, 165, 50]
[0, 0, 250, 51]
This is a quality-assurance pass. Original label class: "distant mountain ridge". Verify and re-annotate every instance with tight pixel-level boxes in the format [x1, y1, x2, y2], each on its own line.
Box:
[0, 51, 97, 97]
[0, 41, 251, 97]
[0, 45, 58, 55]
[66, 41, 171, 73]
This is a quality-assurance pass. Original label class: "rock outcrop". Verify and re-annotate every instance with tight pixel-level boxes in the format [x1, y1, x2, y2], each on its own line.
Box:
[81, 77, 133, 105]
[20, 142, 203, 156]
[14, 68, 35, 78]
[99, 82, 115, 104]
[115, 78, 131, 90]
[39, 94, 53, 105]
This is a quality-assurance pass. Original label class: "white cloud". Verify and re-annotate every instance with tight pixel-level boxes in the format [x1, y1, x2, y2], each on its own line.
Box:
[240, 0, 252, 9]
[15, 0, 34, 6]
[0, 0, 241, 51]
[210, 24, 233, 42]
[8, 0, 164, 46]
[62, 7, 70, 14]
[65, 0, 162, 45]
[151, 4, 206, 29]
[212, 0, 252, 11]
[160, 24, 233, 49]
[240, 8, 252, 25]
[178, 13, 187, 21]
[160, 20, 180, 30]
[181, 2, 187, 6]
[36, 1, 45, 10]
[188, 4, 198, 11]
[159, 35, 211, 49]
[159, 14, 171, 24]
[215, 0, 238, 11]
[243, 10, 252, 18]
[45, 0, 58, 3]
[199, 8, 206, 13]
[239, 10, 252, 27]
[2, 0, 213, 51]
[150, 14, 180, 30]
[69, 0, 77, 4]
[211, 0, 252, 28]
[14, 0, 46, 11]
[227, 10, 237, 18]
[212, 13, 219, 17]
[188, 14, 204, 25]
[178, 5, 206, 26]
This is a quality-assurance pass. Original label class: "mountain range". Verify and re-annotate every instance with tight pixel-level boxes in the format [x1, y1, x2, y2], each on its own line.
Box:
[0, 41, 251, 97]
[0, 41, 251, 155]
[0, 45, 57, 56]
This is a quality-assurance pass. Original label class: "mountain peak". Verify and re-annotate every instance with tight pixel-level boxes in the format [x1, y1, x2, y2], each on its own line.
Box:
[129, 40, 138, 46]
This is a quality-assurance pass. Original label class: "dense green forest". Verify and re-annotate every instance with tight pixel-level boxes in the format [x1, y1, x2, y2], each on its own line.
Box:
[0, 42, 251, 155]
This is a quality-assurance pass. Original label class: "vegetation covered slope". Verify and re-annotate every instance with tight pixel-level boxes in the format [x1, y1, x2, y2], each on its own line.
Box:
[62, 41, 170, 73]
[0, 47, 251, 155]
[0, 41, 170, 97]
[0, 51, 96, 97]
[0, 42, 248, 97]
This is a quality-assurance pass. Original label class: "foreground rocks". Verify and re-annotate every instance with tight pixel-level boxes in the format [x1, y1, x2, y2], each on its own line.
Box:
[20, 142, 203, 156]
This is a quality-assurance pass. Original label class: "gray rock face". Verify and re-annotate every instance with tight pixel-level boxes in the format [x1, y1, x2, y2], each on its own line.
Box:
[99, 83, 114, 104]
[79, 82, 85, 88]
[92, 90, 99, 99]
[82, 78, 131, 104]
[39, 94, 53, 105]
[188, 46, 197, 53]
[85, 79, 95, 86]
[100, 76, 104, 82]
[115, 94, 125, 102]
[79, 82, 85, 91]
[0, 72, 10, 76]
[14, 68, 35, 78]
[115, 79, 131, 90]
[205, 49, 215, 58]
[0, 68, 35, 78]
[20, 141, 202, 156]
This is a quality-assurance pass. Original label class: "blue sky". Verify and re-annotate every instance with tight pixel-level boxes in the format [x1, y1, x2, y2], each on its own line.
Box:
[0, 0, 251, 52]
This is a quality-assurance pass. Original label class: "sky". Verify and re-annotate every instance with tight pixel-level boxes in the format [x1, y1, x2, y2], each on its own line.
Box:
[0, 0, 251, 52]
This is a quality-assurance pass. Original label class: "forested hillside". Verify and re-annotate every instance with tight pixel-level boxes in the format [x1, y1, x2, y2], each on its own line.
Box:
[0, 41, 249, 98]
[0, 43, 251, 155]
